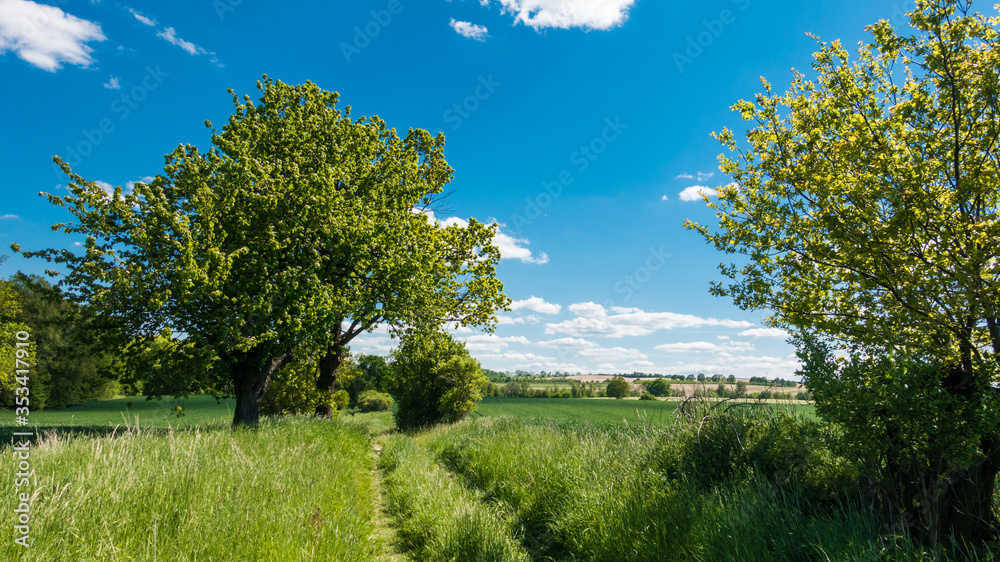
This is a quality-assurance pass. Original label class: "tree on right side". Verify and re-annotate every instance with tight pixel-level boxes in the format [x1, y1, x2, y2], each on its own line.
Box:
[687, 0, 1000, 547]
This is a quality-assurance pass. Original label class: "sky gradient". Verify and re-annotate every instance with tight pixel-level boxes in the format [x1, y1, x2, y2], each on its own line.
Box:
[0, 0, 922, 378]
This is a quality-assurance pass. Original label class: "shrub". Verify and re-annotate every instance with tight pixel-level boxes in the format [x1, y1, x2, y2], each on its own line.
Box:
[390, 330, 486, 430]
[646, 378, 671, 397]
[605, 376, 629, 399]
[358, 390, 393, 412]
[639, 392, 658, 401]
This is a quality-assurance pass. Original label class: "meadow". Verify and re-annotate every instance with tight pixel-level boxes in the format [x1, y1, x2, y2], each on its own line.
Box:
[0, 395, 992, 561]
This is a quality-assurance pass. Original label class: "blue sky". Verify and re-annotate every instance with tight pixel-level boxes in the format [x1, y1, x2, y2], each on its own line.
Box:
[0, 0, 919, 378]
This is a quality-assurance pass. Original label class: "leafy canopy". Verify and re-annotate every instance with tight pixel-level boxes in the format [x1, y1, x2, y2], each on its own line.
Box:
[14, 77, 507, 414]
[686, 0, 1000, 372]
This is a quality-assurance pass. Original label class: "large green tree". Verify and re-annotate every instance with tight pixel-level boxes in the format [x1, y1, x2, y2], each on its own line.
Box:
[687, 0, 1000, 545]
[14, 76, 507, 425]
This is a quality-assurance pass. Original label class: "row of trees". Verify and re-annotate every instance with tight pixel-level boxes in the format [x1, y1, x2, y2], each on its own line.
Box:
[0, 265, 126, 408]
[12, 77, 509, 426]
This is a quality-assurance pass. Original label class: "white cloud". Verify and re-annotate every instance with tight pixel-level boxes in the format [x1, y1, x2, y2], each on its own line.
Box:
[546, 302, 754, 338]
[578, 346, 647, 362]
[462, 334, 531, 353]
[678, 185, 717, 202]
[419, 212, 548, 265]
[738, 328, 790, 338]
[676, 171, 714, 181]
[494, 229, 549, 264]
[536, 337, 597, 349]
[510, 295, 561, 315]
[103, 76, 120, 90]
[449, 18, 489, 41]
[157, 27, 202, 56]
[661, 195, 668, 201]
[0, 214, 19, 220]
[0, 0, 105, 71]
[655, 340, 754, 353]
[128, 8, 156, 27]
[489, 0, 635, 30]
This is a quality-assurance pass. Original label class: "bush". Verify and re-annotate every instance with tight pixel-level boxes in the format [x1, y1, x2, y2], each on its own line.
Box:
[357, 390, 393, 412]
[659, 403, 858, 505]
[606, 376, 629, 399]
[639, 392, 658, 401]
[646, 378, 671, 397]
[390, 330, 486, 431]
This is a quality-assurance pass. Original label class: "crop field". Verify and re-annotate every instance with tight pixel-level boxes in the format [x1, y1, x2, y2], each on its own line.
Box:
[473, 396, 816, 425]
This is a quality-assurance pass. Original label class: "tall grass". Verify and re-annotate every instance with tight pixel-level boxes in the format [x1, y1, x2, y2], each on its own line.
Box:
[378, 433, 529, 561]
[422, 412, 986, 561]
[0, 416, 386, 561]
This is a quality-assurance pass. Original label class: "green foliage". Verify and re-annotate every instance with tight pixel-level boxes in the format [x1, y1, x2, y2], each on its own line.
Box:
[390, 330, 486, 430]
[341, 354, 390, 404]
[639, 392, 658, 401]
[357, 390, 393, 412]
[686, 3, 1000, 542]
[17, 76, 508, 426]
[333, 389, 349, 411]
[645, 378, 671, 397]
[261, 357, 333, 416]
[2, 273, 126, 409]
[605, 376, 630, 399]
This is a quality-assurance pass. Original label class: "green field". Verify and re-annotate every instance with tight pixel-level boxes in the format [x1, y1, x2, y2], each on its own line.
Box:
[4, 394, 237, 428]
[473, 396, 816, 426]
[0, 395, 975, 560]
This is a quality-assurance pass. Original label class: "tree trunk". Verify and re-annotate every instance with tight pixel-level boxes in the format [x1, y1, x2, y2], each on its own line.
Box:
[898, 364, 1000, 549]
[314, 343, 344, 417]
[230, 348, 293, 427]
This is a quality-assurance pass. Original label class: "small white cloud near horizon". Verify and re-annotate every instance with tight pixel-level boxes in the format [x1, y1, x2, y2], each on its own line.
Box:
[0, 0, 106, 71]
[103, 76, 120, 90]
[739, 327, 790, 338]
[487, 0, 635, 31]
[449, 18, 489, 41]
[546, 302, 754, 338]
[676, 171, 714, 181]
[655, 340, 754, 353]
[510, 296, 561, 315]
[536, 337, 596, 349]
[678, 185, 718, 202]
